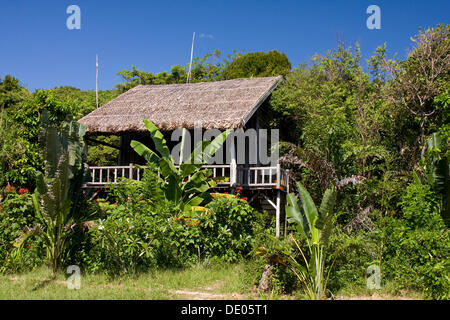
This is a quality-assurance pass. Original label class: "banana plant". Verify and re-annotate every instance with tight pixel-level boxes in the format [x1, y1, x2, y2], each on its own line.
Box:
[14, 112, 95, 274]
[284, 181, 337, 300]
[131, 120, 231, 211]
[424, 132, 449, 222]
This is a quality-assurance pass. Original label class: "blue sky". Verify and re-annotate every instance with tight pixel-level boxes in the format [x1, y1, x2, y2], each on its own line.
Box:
[0, 0, 449, 91]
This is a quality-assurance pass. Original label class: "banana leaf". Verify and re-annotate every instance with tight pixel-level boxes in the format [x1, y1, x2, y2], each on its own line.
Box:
[143, 119, 171, 159]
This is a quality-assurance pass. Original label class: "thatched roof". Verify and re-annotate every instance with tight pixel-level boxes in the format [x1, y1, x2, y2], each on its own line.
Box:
[78, 76, 283, 134]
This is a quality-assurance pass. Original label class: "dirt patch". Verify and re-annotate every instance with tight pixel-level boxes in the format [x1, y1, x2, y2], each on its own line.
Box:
[343, 293, 416, 300]
[170, 280, 248, 300]
[170, 289, 244, 300]
[8, 277, 66, 286]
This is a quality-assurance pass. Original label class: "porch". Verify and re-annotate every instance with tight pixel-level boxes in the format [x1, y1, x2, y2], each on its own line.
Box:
[83, 163, 290, 238]
[83, 163, 289, 191]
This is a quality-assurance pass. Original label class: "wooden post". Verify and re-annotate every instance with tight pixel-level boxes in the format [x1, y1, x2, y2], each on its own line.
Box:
[284, 169, 290, 237]
[276, 163, 281, 189]
[276, 189, 281, 238]
[230, 138, 237, 187]
[129, 163, 133, 179]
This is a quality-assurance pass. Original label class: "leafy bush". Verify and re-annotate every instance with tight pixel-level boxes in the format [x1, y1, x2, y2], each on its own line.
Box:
[378, 216, 449, 299]
[399, 176, 442, 229]
[0, 187, 45, 272]
[325, 228, 377, 293]
[86, 199, 180, 274]
[78, 186, 264, 274]
[202, 196, 261, 261]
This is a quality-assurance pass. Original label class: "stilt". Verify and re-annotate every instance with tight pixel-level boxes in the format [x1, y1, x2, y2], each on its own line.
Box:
[276, 189, 281, 238]
[230, 138, 237, 187]
[284, 169, 290, 237]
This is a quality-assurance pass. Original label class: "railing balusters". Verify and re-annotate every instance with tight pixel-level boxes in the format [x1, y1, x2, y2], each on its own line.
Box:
[85, 164, 288, 189]
[269, 167, 273, 184]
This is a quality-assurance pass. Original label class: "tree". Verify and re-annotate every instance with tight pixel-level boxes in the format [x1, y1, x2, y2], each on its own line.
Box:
[221, 50, 291, 79]
[270, 45, 363, 187]
[116, 51, 230, 92]
[387, 24, 450, 158]
[0, 75, 30, 110]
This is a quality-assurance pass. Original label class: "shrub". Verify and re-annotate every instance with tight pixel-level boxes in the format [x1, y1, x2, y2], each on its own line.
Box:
[85, 199, 180, 274]
[200, 196, 262, 262]
[377, 216, 449, 299]
[325, 228, 377, 293]
[164, 196, 262, 264]
[0, 187, 44, 272]
[78, 190, 265, 274]
[399, 178, 442, 229]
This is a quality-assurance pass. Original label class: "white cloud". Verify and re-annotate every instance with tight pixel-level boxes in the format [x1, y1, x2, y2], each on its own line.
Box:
[199, 33, 214, 39]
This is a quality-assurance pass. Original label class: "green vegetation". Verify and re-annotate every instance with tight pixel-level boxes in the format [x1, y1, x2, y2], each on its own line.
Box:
[221, 50, 291, 79]
[0, 262, 256, 300]
[131, 120, 231, 211]
[0, 25, 449, 300]
[13, 114, 96, 274]
[282, 182, 338, 300]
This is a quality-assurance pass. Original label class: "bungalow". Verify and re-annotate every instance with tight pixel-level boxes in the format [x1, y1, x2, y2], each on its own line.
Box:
[78, 75, 289, 236]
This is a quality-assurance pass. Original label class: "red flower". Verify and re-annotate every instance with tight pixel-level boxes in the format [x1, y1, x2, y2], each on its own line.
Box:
[242, 197, 248, 201]
[5, 185, 16, 193]
[19, 188, 29, 195]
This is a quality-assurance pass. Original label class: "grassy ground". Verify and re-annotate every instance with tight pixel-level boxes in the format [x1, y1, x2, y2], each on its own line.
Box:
[0, 262, 422, 300]
[0, 261, 261, 300]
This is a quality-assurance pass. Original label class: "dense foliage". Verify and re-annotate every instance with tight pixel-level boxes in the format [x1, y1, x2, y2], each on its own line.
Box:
[0, 25, 449, 299]
[73, 179, 262, 275]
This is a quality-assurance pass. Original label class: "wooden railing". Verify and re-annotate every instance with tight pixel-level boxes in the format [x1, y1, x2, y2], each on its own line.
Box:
[85, 163, 288, 190]
[238, 163, 288, 190]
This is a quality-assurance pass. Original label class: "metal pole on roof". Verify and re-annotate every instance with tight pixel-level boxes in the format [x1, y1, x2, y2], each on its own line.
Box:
[187, 32, 195, 83]
[96, 54, 99, 108]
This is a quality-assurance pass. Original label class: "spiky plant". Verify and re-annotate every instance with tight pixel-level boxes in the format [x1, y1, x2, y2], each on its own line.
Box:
[285, 181, 337, 300]
[14, 111, 96, 274]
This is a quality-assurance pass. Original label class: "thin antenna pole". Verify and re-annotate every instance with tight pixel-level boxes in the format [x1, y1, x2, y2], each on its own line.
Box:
[96, 54, 99, 108]
[187, 32, 195, 83]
